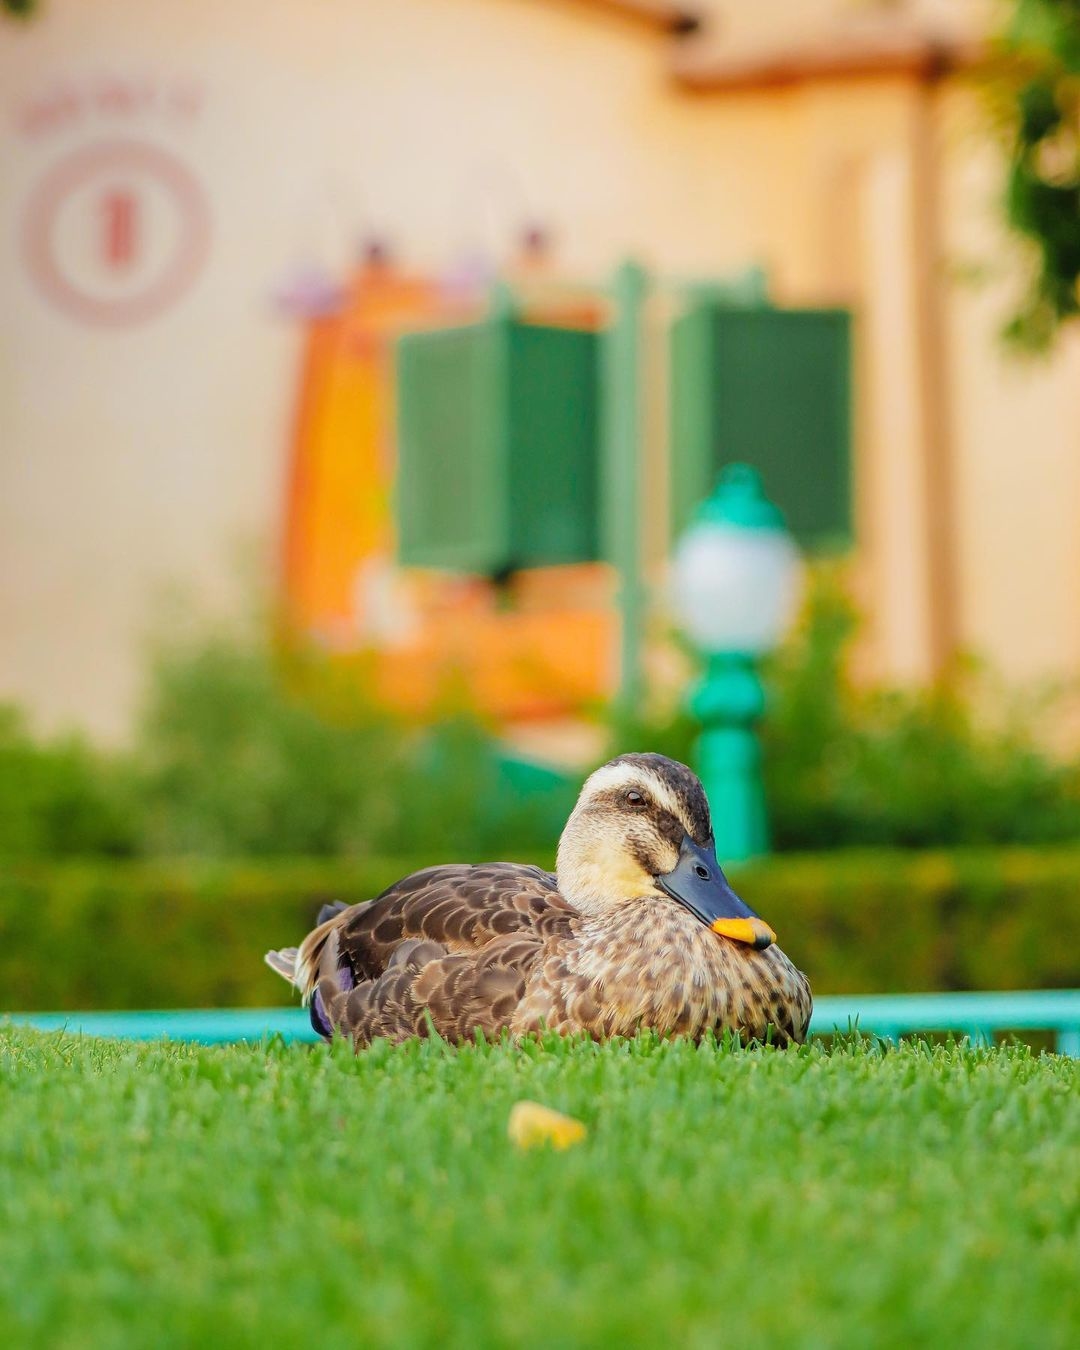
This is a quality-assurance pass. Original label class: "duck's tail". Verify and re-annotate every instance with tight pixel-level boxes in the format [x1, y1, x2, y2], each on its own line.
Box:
[264, 947, 299, 982]
[263, 907, 351, 1004]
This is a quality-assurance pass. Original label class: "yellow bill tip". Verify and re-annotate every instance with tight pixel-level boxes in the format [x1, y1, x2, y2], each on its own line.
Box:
[508, 1101, 587, 1151]
[710, 917, 777, 950]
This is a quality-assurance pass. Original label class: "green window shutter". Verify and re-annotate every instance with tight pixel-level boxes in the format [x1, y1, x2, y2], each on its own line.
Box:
[670, 302, 716, 544]
[396, 322, 507, 572]
[396, 318, 600, 574]
[671, 305, 853, 549]
[506, 323, 600, 569]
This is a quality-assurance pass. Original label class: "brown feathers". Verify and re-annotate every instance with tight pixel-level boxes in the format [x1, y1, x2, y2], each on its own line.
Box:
[268, 860, 811, 1049]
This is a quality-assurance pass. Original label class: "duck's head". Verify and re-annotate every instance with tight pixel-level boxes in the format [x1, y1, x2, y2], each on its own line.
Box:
[556, 753, 776, 950]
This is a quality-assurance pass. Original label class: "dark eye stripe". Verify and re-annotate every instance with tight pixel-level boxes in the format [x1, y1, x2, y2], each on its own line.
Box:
[656, 810, 686, 845]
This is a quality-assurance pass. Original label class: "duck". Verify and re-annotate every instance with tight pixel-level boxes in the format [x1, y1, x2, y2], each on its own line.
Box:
[265, 753, 812, 1047]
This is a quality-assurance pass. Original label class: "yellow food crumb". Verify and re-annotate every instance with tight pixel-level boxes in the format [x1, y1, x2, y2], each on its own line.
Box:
[507, 1100, 587, 1151]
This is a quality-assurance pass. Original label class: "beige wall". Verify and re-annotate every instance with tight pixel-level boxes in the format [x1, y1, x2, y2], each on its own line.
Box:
[2, 0, 1078, 739]
[938, 87, 1080, 683]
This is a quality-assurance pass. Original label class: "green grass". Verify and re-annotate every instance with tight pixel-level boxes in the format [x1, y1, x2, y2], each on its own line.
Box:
[0, 1031, 1076, 1349]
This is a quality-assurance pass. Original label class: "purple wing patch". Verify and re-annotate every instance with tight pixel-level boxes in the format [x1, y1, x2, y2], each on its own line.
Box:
[309, 959, 356, 1039]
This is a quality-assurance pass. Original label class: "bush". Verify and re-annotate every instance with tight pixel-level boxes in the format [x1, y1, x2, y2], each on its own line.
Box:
[0, 624, 565, 864]
[5, 575, 1080, 860]
[134, 633, 405, 857]
[0, 706, 138, 859]
[1, 849, 1076, 1012]
[130, 624, 574, 859]
[764, 572, 1080, 847]
[609, 567, 1080, 850]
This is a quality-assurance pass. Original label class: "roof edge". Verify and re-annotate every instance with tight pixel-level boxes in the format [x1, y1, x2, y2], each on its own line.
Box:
[566, 0, 703, 37]
[674, 34, 988, 94]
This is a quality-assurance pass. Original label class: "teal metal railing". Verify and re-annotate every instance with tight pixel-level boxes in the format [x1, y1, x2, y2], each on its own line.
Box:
[4, 990, 1079, 1054]
[811, 990, 1080, 1055]
[9, 1007, 320, 1045]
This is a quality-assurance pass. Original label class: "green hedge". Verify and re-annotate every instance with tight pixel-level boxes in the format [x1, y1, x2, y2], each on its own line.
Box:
[2, 849, 1078, 1012]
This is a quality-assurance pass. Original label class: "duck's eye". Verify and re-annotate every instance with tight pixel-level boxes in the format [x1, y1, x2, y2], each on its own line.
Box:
[625, 790, 646, 808]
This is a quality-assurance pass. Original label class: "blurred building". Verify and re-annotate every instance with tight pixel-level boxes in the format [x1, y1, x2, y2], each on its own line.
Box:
[2, 0, 1079, 739]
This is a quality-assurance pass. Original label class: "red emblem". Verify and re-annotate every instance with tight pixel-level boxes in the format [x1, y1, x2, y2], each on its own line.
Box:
[23, 138, 211, 326]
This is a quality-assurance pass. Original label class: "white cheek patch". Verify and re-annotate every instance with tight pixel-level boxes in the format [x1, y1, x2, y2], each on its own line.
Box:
[564, 837, 664, 908]
[601, 836, 666, 891]
[556, 826, 666, 912]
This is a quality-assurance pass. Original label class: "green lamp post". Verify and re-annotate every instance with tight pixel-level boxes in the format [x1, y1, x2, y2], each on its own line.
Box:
[671, 464, 801, 864]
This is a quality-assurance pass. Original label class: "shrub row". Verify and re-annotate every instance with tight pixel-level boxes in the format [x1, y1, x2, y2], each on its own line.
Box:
[2, 849, 1078, 1012]
[10, 570, 1080, 863]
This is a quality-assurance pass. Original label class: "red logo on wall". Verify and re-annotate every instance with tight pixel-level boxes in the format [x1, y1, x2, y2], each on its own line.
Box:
[23, 138, 210, 327]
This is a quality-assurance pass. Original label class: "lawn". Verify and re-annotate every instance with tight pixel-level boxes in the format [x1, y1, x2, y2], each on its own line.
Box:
[0, 1030, 1076, 1350]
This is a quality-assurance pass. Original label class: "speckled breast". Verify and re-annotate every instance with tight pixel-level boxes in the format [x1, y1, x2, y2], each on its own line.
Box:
[514, 896, 812, 1045]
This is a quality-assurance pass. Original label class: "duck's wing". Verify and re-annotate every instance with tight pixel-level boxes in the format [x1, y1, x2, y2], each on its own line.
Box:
[266, 863, 576, 1045]
[318, 931, 554, 1046]
[339, 863, 572, 977]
